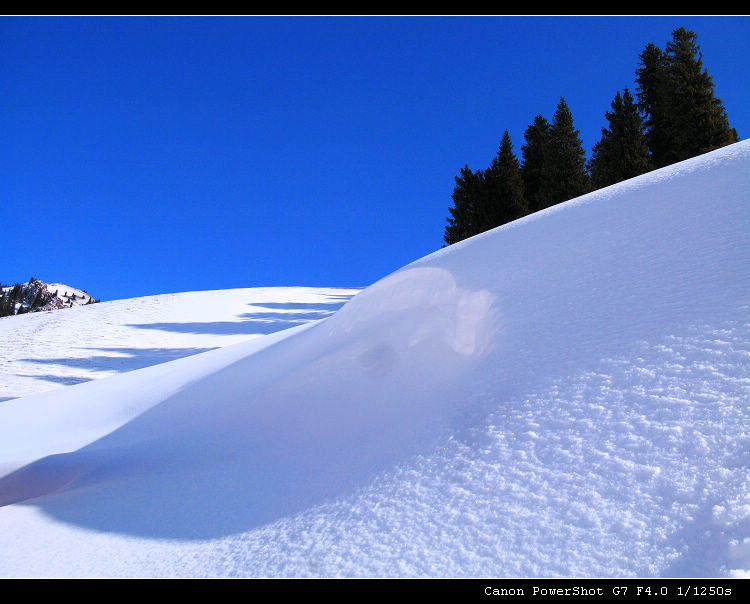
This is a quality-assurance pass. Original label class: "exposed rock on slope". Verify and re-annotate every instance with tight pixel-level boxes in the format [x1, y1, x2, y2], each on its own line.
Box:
[0, 279, 97, 317]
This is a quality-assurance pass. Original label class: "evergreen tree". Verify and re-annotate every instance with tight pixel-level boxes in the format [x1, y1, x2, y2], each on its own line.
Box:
[9, 283, 22, 313]
[521, 115, 552, 213]
[589, 89, 652, 189]
[636, 42, 672, 168]
[636, 29, 738, 167]
[0, 290, 10, 317]
[444, 165, 485, 245]
[537, 98, 590, 209]
[662, 27, 738, 162]
[484, 130, 528, 227]
[444, 132, 530, 245]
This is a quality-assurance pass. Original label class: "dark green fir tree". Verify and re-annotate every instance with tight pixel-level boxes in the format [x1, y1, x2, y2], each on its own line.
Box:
[636, 42, 673, 168]
[521, 115, 552, 213]
[484, 130, 528, 228]
[636, 28, 738, 168]
[537, 97, 590, 209]
[444, 165, 485, 245]
[662, 27, 738, 162]
[589, 89, 652, 189]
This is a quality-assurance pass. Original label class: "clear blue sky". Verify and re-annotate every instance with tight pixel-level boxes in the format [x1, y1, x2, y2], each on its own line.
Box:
[2, 16, 748, 301]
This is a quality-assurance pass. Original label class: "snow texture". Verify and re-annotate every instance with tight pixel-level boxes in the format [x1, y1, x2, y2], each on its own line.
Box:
[0, 142, 748, 577]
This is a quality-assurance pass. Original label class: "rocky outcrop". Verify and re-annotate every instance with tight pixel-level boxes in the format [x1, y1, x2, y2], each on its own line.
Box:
[0, 279, 98, 317]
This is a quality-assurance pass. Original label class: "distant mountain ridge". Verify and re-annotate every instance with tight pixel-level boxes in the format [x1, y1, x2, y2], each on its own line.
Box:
[0, 278, 98, 317]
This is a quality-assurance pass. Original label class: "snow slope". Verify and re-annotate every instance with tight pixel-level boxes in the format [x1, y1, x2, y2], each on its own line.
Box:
[0, 142, 749, 577]
[0, 287, 360, 400]
[45, 283, 92, 301]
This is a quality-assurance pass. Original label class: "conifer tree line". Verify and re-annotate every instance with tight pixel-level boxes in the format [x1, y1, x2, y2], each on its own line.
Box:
[0, 282, 49, 317]
[444, 27, 739, 245]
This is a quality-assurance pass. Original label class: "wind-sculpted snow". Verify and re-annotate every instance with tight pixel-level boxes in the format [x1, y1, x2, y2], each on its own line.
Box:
[329, 267, 497, 357]
[0, 142, 749, 577]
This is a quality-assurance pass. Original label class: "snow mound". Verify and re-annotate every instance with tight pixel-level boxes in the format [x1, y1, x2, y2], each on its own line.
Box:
[0, 142, 749, 577]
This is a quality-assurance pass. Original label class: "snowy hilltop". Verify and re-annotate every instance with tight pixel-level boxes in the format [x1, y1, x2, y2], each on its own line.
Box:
[0, 287, 361, 401]
[0, 278, 97, 318]
[0, 141, 749, 577]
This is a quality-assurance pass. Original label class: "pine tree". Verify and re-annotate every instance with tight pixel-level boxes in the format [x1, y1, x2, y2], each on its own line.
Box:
[9, 283, 22, 310]
[636, 29, 738, 168]
[444, 165, 485, 245]
[589, 89, 652, 189]
[662, 27, 738, 162]
[484, 131, 528, 228]
[636, 42, 672, 168]
[0, 290, 10, 317]
[537, 98, 590, 209]
[521, 115, 552, 213]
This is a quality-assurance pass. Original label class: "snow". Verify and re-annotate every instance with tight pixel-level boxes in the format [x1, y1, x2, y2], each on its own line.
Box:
[1, 142, 749, 577]
[46, 284, 91, 301]
[0, 287, 361, 400]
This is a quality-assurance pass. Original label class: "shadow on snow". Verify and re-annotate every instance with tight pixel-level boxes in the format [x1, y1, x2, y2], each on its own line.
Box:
[124, 298, 356, 336]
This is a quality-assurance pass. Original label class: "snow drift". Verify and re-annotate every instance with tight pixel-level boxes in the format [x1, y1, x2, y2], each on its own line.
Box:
[0, 142, 749, 577]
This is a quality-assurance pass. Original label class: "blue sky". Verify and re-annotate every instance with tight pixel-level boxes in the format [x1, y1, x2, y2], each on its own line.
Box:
[2, 16, 748, 301]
